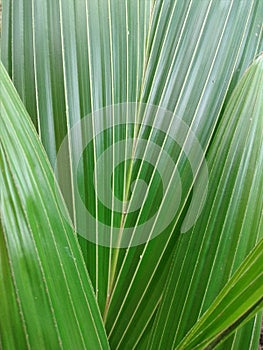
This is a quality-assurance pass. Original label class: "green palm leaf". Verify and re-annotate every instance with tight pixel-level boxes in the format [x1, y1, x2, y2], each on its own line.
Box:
[1, 0, 263, 349]
[176, 237, 263, 350]
[0, 62, 109, 350]
[147, 53, 263, 350]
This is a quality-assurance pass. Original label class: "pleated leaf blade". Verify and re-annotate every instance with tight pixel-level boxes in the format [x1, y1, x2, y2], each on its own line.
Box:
[147, 53, 263, 350]
[0, 62, 109, 350]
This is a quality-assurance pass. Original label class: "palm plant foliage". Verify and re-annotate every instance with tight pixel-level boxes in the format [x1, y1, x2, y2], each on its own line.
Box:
[0, 0, 263, 349]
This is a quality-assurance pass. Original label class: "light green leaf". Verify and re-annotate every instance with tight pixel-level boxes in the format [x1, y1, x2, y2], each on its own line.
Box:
[175, 238, 263, 350]
[147, 54, 263, 349]
[0, 62, 109, 350]
[217, 273, 262, 349]
[216, 311, 263, 350]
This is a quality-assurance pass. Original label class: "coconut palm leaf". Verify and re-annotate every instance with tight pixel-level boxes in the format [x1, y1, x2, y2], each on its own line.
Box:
[0, 62, 109, 350]
[1, 0, 263, 349]
[176, 236, 263, 350]
[147, 53, 263, 350]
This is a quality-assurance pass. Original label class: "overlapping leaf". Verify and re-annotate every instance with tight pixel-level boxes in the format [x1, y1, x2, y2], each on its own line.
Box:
[0, 63, 109, 350]
[1, 0, 263, 348]
[147, 53, 263, 350]
[175, 237, 263, 350]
